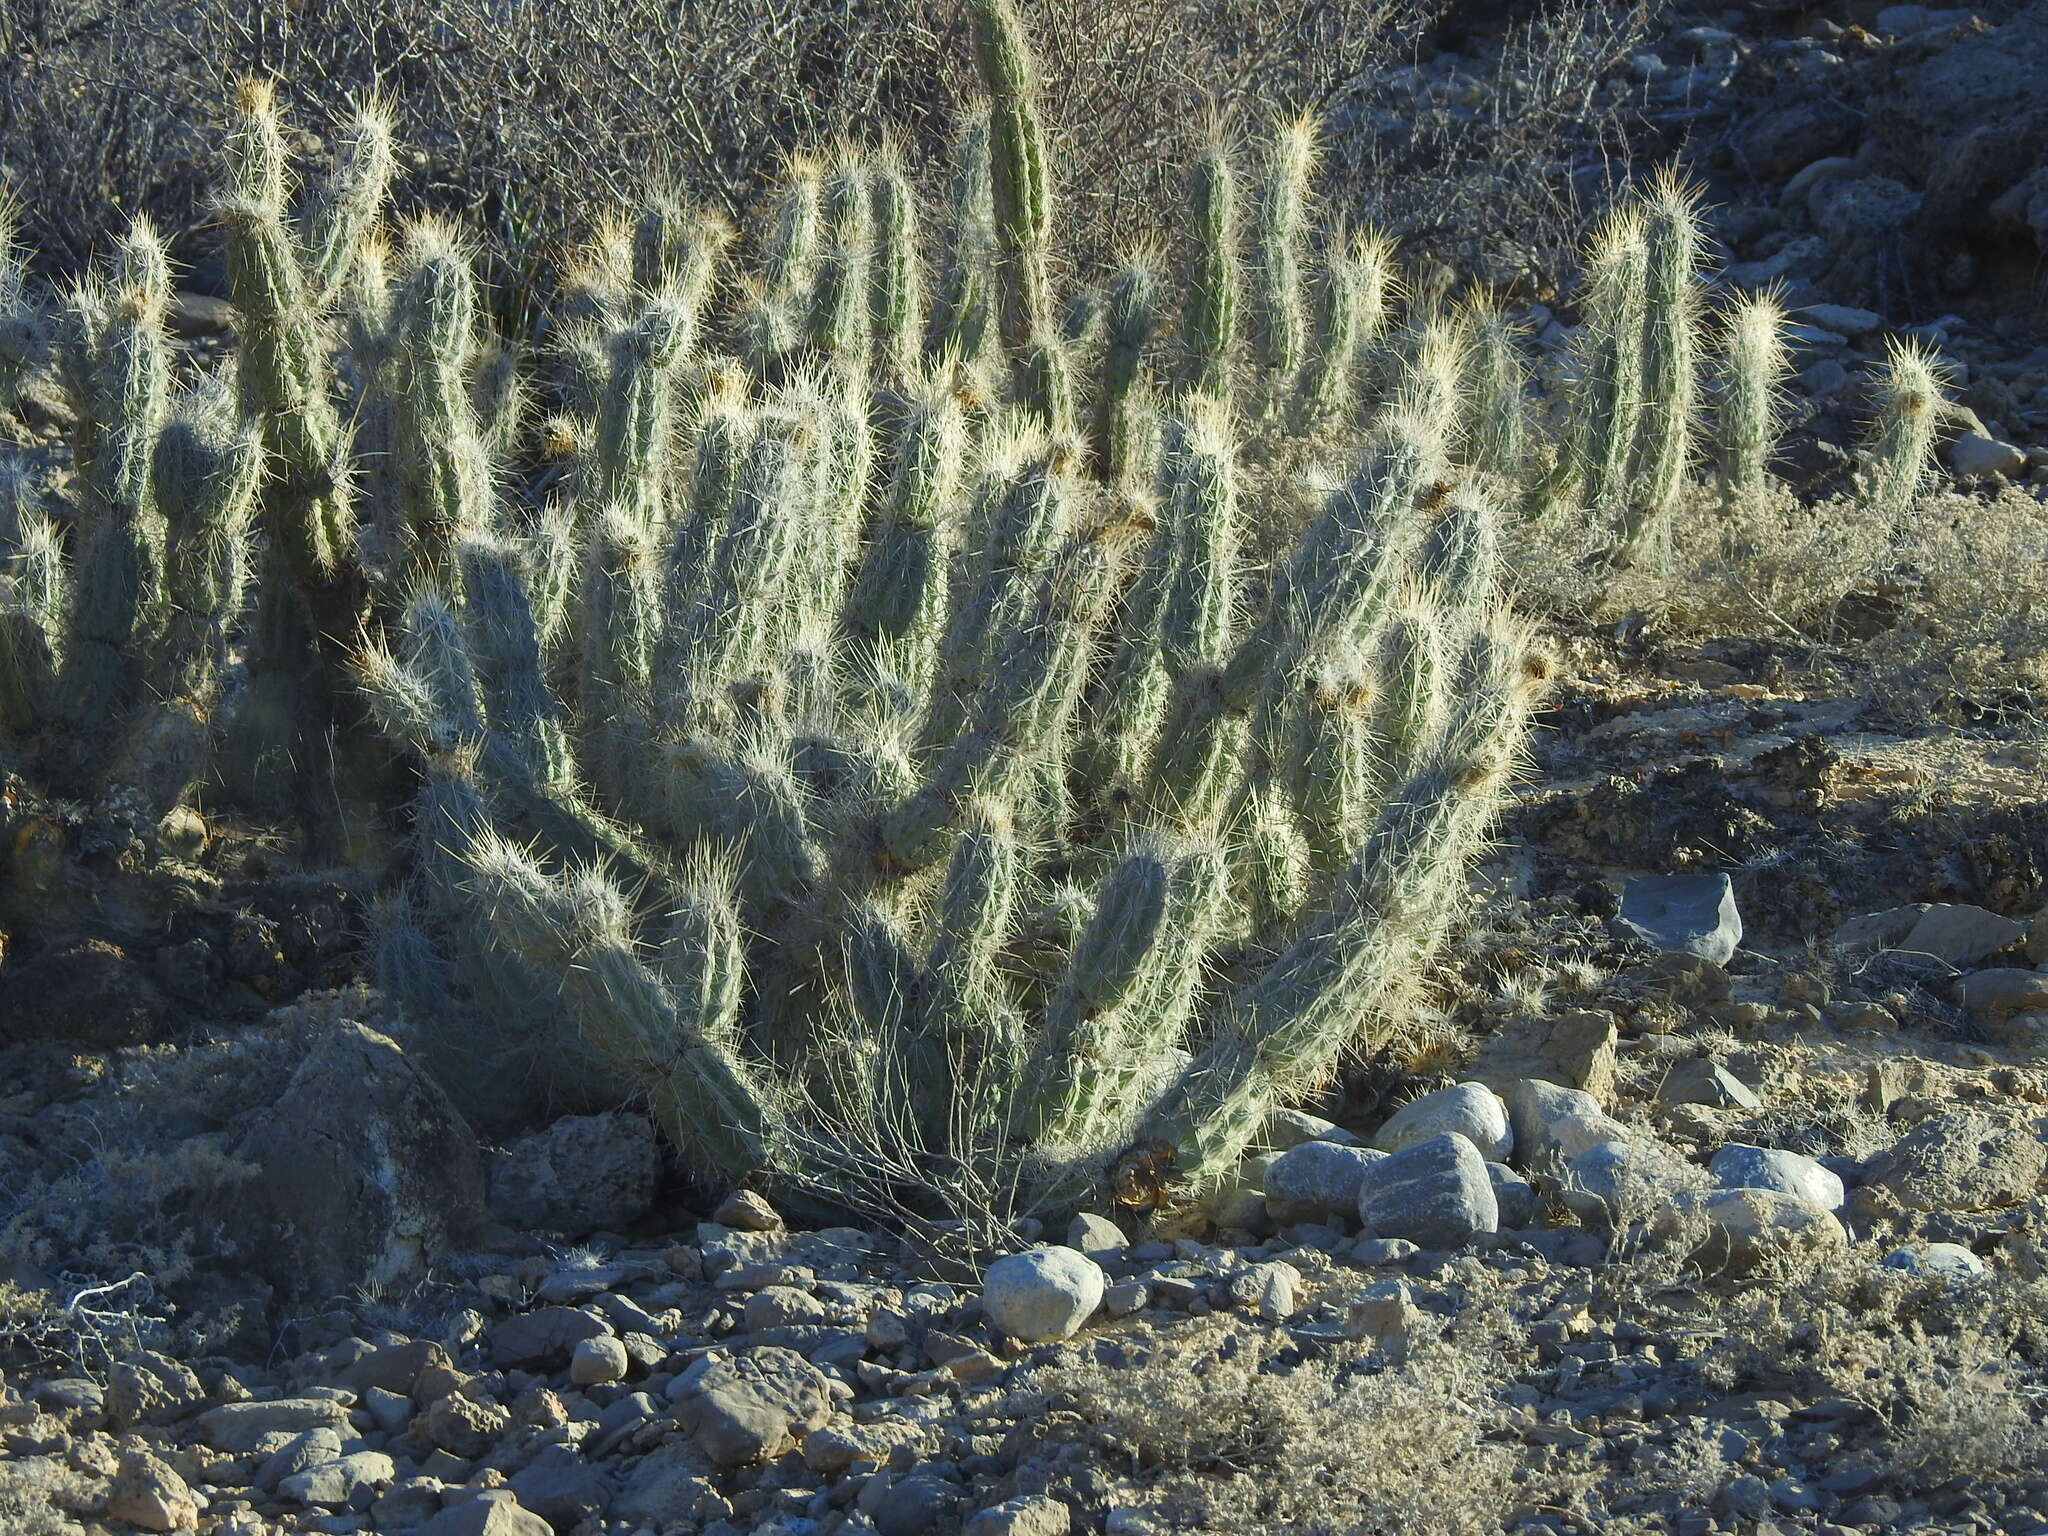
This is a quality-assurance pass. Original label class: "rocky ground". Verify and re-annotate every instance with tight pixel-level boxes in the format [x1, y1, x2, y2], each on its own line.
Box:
[11, 2, 2048, 1534]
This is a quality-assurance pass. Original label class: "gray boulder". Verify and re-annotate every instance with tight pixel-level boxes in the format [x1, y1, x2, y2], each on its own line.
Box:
[1659, 1058, 1762, 1110]
[1710, 1144, 1845, 1211]
[981, 1247, 1105, 1342]
[1881, 1242, 1985, 1279]
[1487, 1162, 1537, 1228]
[1357, 1132, 1498, 1249]
[1265, 1140, 1387, 1222]
[1373, 1082, 1512, 1162]
[672, 1346, 834, 1467]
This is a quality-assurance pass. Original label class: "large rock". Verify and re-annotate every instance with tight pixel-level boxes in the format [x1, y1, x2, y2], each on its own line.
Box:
[1835, 903, 2024, 967]
[490, 1307, 612, 1371]
[420, 1495, 555, 1536]
[1372, 1082, 1512, 1162]
[1613, 874, 1741, 964]
[195, 1398, 353, 1454]
[1658, 1058, 1762, 1111]
[1689, 1188, 1846, 1275]
[1863, 1114, 2047, 1212]
[279, 1451, 396, 1509]
[1881, 1242, 1985, 1279]
[1264, 1140, 1387, 1223]
[981, 1247, 1105, 1342]
[106, 1450, 200, 1532]
[672, 1346, 835, 1467]
[1502, 1080, 1608, 1170]
[1710, 1144, 1846, 1211]
[219, 1022, 486, 1301]
[486, 1112, 659, 1239]
[1357, 1132, 1497, 1249]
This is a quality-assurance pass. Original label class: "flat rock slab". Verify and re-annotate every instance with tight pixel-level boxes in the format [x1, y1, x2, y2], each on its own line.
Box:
[1614, 873, 1742, 964]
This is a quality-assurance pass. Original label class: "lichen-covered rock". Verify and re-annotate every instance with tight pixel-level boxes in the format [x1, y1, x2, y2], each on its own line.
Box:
[219, 1022, 486, 1301]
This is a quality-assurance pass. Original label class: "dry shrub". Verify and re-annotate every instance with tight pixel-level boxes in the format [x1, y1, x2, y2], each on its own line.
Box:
[1021, 1309, 1567, 1534]
[1511, 480, 2048, 721]
[0, 0, 1652, 303]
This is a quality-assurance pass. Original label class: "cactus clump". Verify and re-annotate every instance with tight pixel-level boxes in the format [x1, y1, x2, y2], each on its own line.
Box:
[0, 2, 1943, 1227]
[336, 0, 1549, 1217]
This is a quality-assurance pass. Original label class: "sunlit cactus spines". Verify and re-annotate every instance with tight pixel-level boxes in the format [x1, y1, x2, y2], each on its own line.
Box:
[1716, 289, 1793, 509]
[1568, 206, 1649, 526]
[1089, 256, 1162, 489]
[1619, 170, 1708, 561]
[1250, 116, 1318, 383]
[1861, 338, 1949, 531]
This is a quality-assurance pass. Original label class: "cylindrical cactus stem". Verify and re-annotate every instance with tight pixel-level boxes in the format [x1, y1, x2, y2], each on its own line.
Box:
[1023, 832, 1225, 1150]
[1282, 643, 1377, 875]
[217, 78, 365, 581]
[1570, 206, 1650, 523]
[1465, 294, 1528, 482]
[458, 533, 573, 791]
[868, 147, 925, 385]
[461, 831, 778, 1183]
[928, 435, 1074, 746]
[1181, 140, 1242, 398]
[1290, 226, 1364, 435]
[303, 102, 397, 307]
[1249, 116, 1317, 383]
[1088, 256, 1160, 488]
[0, 466, 62, 731]
[579, 503, 661, 806]
[631, 192, 733, 308]
[65, 219, 173, 729]
[807, 156, 873, 365]
[390, 219, 494, 587]
[1141, 397, 1241, 829]
[1394, 309, 1469, 456]
[656, 364, 750, 643]
[843, 379, 968, 694]
[1130, 621, 1546, 1189]
[663, 422, 809, 735]
[970, 0, 1055, 360]
[921, 809, 1024, 1101]
[1016, 329, 1074, 434]
[767, 155, 825, 300]
[1620, 170, 1708, 560]
[1414, 481, 1501, 618]
[737, 280, 802, 389]
[1716, 288, 1792, 510]
[1860, 338, 1949, 532]
[1361, 605, 1447, 793]
[587, 296, 694, 530]
[1070, 488, 1170, 822]
[143, 377, 261, 698]
[927, 109, 999, 376]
